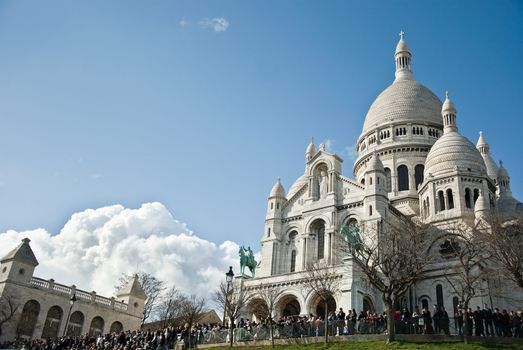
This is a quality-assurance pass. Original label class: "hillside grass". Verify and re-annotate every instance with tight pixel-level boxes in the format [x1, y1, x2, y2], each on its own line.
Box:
[204, 340, 522, 350]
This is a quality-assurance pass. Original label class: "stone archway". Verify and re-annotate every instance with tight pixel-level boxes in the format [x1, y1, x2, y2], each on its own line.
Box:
[67, 311, 84, 336]
[315, 296, 336, 319]
[277, 294, 302, 318]
[88, 316, 104, 336]
[110, 321, 123, 333]
[16, 300, 40, 339]
[246, 298, 269, 322]
[41, 305, 63, 339]
[363, 296, 375, 313]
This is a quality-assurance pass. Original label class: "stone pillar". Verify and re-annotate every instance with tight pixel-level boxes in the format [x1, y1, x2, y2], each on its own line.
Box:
[301, 237, 308, 269]
[408, 167, 416, 194]
[325, 232, 331, 264]
[48, 278, 55, 290]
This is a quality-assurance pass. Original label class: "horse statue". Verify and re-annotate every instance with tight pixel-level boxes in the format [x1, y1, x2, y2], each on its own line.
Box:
[239, 245, 257, 277]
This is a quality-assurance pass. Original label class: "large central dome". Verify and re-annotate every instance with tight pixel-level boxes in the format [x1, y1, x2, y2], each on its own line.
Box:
[362, 79, 443, 134]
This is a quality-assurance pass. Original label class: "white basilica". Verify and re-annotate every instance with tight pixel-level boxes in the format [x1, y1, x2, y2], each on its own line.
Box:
[238, 33, 523, 319]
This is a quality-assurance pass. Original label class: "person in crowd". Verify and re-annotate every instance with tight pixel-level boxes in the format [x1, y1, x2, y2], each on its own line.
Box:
[483, 303, 494, 336]
[473, 306, 485, 336]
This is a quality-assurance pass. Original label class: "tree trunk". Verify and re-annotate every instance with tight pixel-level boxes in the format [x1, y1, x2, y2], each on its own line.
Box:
[270, 318, 275, 348]
[324, 300, 329, 344]
[229, 317, 234, 347]
[462, 301, 469, 344]
[384, 298, 395, 343]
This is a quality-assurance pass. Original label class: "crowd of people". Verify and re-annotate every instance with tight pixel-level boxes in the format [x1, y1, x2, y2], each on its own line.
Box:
[2, 304, 523, 349]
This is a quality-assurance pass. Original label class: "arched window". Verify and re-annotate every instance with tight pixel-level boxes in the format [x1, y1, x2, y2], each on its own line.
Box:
[384, 168, 392, 192]
[453, 296, 459, 316]
[311, 220, 326, 260]
[447, 189, 454, 209]
[41, 305, 63, 339]
[267, 228, 271, 237]
[473, 189, 479, 204]
[421, 299, 429, 310]
[290, 250, 297, 272]
[67, 311, 84, 336]
[88, 316, 105, 336]
[438, 190, 445, 211]
[16, 300, 40, 338]
[465, 188, 472, 209]
[436, 284, 444, 307]
[397, 165, 409, 191]
[415, 164, 424, 189]
[369, 205, 373, 216]
[110, 321, 123, 333]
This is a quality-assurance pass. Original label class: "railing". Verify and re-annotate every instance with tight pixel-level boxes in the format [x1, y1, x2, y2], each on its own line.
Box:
[198, 320, 385, 345]
[30, 277, 129, 312]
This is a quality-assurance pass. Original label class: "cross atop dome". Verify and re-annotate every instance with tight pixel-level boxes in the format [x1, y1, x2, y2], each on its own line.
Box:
[394, 30, 412, 81]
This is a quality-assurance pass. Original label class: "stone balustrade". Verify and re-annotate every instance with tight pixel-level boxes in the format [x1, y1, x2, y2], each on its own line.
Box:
[30, 277, 128, 311]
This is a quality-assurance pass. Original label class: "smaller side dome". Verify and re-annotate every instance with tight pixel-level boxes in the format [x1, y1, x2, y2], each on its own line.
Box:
[442, 91, 457, 115]
[269, 178, 286, 198]
[474, 190, 489, 214]
[305, 138, 317, 160]
[366, 153, 384, 173]
[476, 131, 499, 181]
[424, 93, 486, 177]
[497, 160, 509, 179]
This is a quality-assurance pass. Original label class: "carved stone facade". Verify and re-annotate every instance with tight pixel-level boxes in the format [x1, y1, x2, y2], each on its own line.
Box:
[238, 33, 523, 321]
[0, 239, 145, 342]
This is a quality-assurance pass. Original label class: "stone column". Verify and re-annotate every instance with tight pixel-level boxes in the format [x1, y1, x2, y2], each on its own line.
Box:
[301, 237, 307, 270]
[325, 232, 331, 264]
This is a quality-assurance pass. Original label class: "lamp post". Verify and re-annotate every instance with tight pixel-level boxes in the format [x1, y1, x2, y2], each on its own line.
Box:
[222, 266, 234, 326]
[63, 294, 77, 337]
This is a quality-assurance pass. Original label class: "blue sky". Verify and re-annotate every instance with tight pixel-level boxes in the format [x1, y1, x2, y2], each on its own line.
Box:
[0, 0, 522, 250]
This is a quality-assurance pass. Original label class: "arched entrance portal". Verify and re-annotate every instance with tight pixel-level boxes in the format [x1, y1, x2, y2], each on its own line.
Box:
[363, 296, 375, 313]
[41, 305, 63, 338]
[67, 311, 84, 336]
[315, 296, 336, 318]
[277, 295, 301, 318]
[246, 298, 269, 322]
[16, 300, 40, 339]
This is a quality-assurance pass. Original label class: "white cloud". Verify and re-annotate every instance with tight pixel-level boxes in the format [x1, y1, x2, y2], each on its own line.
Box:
[199, 17, 229, 32]
[179, 18, 189, 29]
[90, 173, 101, 180]
[0, 203, 240, 301]
[322, 139, 334, 152]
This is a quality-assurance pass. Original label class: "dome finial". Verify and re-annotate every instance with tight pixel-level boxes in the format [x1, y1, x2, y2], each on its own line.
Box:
[394, 31, 412, 82]
[442, 90, 457, 132]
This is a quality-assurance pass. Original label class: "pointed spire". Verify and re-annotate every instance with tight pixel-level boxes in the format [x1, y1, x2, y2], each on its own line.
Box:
[269, 177, 286, 198]
[476, 131, 489, 154]
[442, 91, 458, 132]
[394, 30, 413, 81]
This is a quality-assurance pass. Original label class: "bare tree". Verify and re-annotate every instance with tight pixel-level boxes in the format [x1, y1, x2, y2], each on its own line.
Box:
[303, 260, 341, 344]
[0, 292, 19, 338]
[255, 283, 280, 348]
[439, 224, 491, 344]
[116, 272, 165, 325]
[157, 286, 182, 327]
[178, 294, 206, 349]
[479, 214, 523, 289]
[341, 215, 434, 343]
[213, 281, 250, 347]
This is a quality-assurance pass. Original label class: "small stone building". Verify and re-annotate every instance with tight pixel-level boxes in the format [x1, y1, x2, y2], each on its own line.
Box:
[0, 238, 145, 342]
